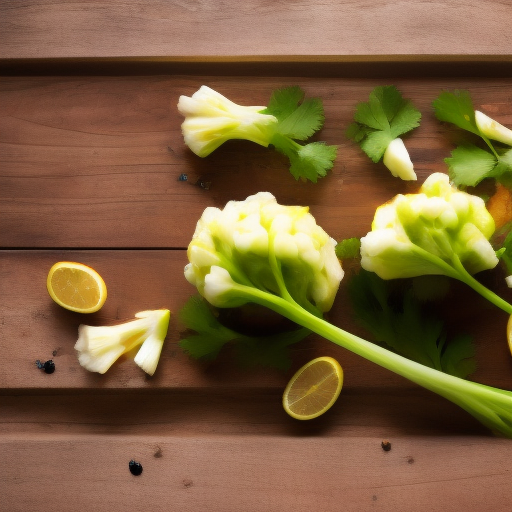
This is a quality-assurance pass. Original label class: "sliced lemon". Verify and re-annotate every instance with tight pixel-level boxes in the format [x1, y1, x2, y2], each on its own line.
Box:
[47, 261, 107, 313]
[283, 356, 343, 420]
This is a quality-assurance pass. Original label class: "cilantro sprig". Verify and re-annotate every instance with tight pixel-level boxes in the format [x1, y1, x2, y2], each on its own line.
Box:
[433, 89, 512, 187]
[347, 270, 476, 378]
[346, 85, 421, 180]
[261, 86, 337, 182]
[178, 85, 337, 183]
[179, 295, 310, 371]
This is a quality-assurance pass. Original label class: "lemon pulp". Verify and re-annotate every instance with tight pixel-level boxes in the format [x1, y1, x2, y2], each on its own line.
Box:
[47, 262, 107, 313]
[283, 356, 343, 420]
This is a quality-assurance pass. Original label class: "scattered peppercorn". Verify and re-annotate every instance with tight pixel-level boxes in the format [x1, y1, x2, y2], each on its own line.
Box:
[129, 460, 143, 476]
[35, 359, 55, 374]
[381, 440, 392, 451]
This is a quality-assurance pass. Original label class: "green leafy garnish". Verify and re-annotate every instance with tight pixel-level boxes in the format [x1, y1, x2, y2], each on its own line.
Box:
[335, 237, 361, 260]
[445, 145, 512, 187]
[432, 89, 480, 136]
[179, 295, 310, 371]
[347, 270, 476, 378]
[178, 85, 337, 183]
[261, 86, 337, 182]
[346, 85, 421, 180]
[433, 89, 512, 187]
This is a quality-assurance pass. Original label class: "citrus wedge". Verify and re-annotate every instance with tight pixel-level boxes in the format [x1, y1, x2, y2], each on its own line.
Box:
[47, 261, 107, 313]
[283, 356, 343, 420]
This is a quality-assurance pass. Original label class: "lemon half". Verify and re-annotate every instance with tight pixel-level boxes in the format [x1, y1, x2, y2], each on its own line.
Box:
[47, 261, 107, 313]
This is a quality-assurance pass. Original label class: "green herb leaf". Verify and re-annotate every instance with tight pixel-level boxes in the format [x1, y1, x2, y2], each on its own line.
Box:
[347, 85, 421, 162]
[445, 144, 498, 187]
[179, 295, 310, 370]
[445, 145, 512, 187]
[335, 238, 361, 259]
[432, 89, 480, 136]
[433, 89, 512, 188]
[347, 270, 476, 378]
[264, 86, 325, 141]
[262, 86, 337, 182]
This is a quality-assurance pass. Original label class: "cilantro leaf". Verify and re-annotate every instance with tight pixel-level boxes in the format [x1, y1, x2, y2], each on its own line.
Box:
[264, 86, 325, 140]
[261, 86, 337, 182]
[360, 130, 394, 163]
[433, 89, 512, 188]
[289, 142, 338, 182]
[179, 295, 237, 360]
[179, 295, 310, 370]
[445, 145, 512, 187]
[272, 134, 337, 183]
[432, 89, 480, 136]
[347, 85, 421, 162]
[445, 144, 499, 187]
[347, 270, 476, 378]
[335, 238, 361, 259]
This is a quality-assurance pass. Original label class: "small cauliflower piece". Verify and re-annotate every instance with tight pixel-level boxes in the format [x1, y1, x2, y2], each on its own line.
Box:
[382, 138, 417, 181]
[475, 110, 512, 146]
[75, 309, 170, 375]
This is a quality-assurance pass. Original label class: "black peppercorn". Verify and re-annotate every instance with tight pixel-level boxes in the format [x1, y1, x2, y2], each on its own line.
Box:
[381, 440, 392, 452]
[36, 359, 55, 374]
[129, 460, 143, 476]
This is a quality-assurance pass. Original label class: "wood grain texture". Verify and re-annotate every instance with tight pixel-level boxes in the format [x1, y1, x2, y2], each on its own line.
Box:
[2, 3, 512, 508]
[2, 434, 511, 512]
[0, 390, 494, 438]
[2, 75, 512, 248]
[2, 250, 512, 391]
[1, 0, 512, 59]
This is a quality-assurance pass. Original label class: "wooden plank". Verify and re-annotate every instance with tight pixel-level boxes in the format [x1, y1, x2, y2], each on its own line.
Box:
[1, 1, 512, 59]
[0, 390, 494, 438]
[0, 249, 284, 389]
[2, 433, 511, 512]
[2, 75, 512, 248]
[1, 250, 511, 391]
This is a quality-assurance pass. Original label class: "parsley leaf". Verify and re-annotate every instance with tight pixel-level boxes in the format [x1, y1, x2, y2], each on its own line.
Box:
[346, 85, 421, 163]
[347, 270, 476, 378]
[179, 295, 310, 371]
[261, 86, 338, 183]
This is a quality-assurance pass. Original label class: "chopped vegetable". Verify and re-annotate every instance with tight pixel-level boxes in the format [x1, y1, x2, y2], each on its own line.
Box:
[177, 85, 337, 182]
[433, 89, 512, 187]
[346, 85, 421, 180]
[75, 309, 170, 375]
[475, 110, 512, 146]
[184, 191, 512, 437]
[360, 172, 512, 314]
[179, 295, 310, 370]
[347, 270, 476, 378]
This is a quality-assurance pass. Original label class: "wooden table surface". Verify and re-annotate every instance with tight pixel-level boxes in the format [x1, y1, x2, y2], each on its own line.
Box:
[1, 2, 512, 511]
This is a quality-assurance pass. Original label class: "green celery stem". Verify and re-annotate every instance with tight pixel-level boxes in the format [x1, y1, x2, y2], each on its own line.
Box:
[414, 245, 512, 315]
[240, 286, 512, 438]
[451, 257, 512, 315]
